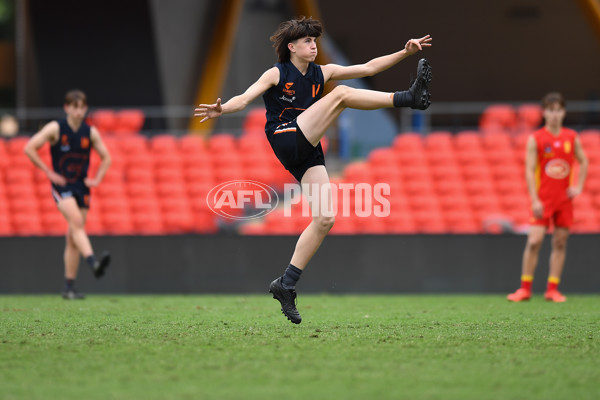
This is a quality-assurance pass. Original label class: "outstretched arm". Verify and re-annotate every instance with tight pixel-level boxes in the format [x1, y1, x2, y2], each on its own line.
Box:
[194, 67, 279, 123]
[321, 35, 432, 82]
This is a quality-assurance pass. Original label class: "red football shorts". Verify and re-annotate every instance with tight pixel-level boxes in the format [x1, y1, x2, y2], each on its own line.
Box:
[530, 199, 573, 228]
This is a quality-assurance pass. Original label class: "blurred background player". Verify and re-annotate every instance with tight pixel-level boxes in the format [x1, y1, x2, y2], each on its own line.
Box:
[507, 92, 588, 303]
[24, 89, 112, 299]
[195, 17, 432, 323]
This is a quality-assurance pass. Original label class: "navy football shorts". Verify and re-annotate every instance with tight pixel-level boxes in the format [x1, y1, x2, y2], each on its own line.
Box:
[51, 182, 91, 209]
[268, 120, 325, 182]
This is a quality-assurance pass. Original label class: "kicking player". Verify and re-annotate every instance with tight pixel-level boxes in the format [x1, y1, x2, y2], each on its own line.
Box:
[24, 89, 112, 299]
[508, 92, 588, 303]
[195, 17, 432, 323]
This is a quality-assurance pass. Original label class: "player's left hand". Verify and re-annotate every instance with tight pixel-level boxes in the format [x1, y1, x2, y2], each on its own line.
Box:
[567, 186, 582, 198]
[405, 35, 432, 55]
[84, 177, 100, 188]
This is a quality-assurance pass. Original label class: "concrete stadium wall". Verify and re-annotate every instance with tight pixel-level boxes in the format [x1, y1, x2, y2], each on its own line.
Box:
[1, 234, 598, 294]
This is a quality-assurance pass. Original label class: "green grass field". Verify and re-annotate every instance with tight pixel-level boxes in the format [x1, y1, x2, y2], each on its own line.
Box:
[1, 294, 598, 400]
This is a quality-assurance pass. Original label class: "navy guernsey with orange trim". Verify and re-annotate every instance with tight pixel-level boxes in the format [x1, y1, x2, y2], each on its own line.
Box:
[51, 119, 91, 184]
[262, 61, 324, 136]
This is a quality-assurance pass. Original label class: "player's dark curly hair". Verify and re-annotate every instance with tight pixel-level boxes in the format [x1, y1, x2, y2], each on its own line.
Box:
[270, 16, 322, 63]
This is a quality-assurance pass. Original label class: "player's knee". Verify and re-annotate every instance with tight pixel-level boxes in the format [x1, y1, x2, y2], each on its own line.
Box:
[552, 237, 568, 251]
[315, 215, 335, 231]
[331, 85, 351, 102]
[68, 216, 85, 231]
[526, 237, 543, 251]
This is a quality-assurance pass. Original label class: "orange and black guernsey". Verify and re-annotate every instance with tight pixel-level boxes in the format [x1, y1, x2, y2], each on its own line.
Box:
[51, 119, 91, 184]
[49, 119, 92, 208]
[262, 61, 324, 136]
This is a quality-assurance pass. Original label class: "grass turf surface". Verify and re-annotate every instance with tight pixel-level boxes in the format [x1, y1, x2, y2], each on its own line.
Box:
[1, 294, 598, 400]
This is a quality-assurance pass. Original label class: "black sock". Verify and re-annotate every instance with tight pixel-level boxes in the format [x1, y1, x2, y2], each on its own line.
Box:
[281, 264, 302, 289]
[65, 279, 75, 291]
[86, 255, 96, 269]
[393, 90, 413, 108]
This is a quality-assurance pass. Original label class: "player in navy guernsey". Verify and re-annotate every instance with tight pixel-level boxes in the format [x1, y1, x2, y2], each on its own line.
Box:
[195, 17, 432, 324]
[25, 90, 112, 299]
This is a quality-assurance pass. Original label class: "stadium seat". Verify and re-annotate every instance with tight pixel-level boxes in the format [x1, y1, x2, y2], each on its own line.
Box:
[353, 215, 386, 234]
[113, 109, 145, 135]
[41, 212, 69, 236]
[413, 210, 447, 233]
[118, 135, 148, 154]
[329, 215, 357, 235]
[455, 131, 483, 151]
[579, 129, 600, 150]
[150, 134, 179, 154]
[125, 152, 153, 171]
[89, 109, 117, 134]
[132, 212, 165, 235]
[479, 104, 517, 131]
[179, 134, 207, 154]
[424, 131, 453, 151]
[239, 134, 271, 154]
[343, 162, 374, 184]
[181, 151, 213, 170]
[263, 210, 297, 234]
[482, 132, 512, 151]
[12, 213, 43, 236]
[392, 132, 424, 153]
[208, 133, 237, 153]
[193, 210, 218, 233]
[516, 104, 543, 131]
[384, 210, 417, 234]
[0, 212, 13, 236]
[445, 209, 481, 233]
[101, 211, 134, 235]
[6, 136, 30, 154]
[242, 108, 267, 135]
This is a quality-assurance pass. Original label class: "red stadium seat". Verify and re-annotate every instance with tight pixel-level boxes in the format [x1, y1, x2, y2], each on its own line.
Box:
[208, 133, 237, 153]
[482, 132, 512, 151]
[243, 108, 267, 135]
[12, 212, 43, 236]
[579, 129, 600, 150]
[353, 215, 387, 234]
[101, 209, 134, 234]
[239, 134, 270, 154]
[368, 147, 398, 168]
[193, 210, 218, 233]
[113, 109, 145, 135]
[424, 131, 453, 151]
[150, 134, 179, 154]
[343, 162, 374, 184]
[41, 212, 68, 236]
[89, 109, 117, 134]
[118, 135, 148, 154]
[6, 136, 31, 154]
[132, 212, 165, 235]
[392, 132, 424, 153]
[179, 134, 208, 154]
[329, 215, 357, 235]
[516, 104, 543, 131]
[384, 210, 417, 234]
[455, 131, 483, 151]
[479, 104, 517, 131]
[413, 210, 447, 233]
